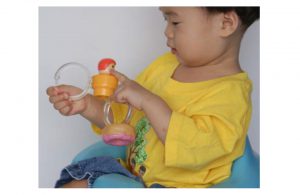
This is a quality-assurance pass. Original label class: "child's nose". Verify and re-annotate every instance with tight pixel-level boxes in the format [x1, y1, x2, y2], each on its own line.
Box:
[164, 24, 174, 39]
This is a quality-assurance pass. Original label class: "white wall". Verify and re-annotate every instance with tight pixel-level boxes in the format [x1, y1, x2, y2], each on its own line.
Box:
[240, 20, 260, 155]
[39, 7, 260, 187]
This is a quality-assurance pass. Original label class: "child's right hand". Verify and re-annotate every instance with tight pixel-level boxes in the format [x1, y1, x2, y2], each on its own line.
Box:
[46, 85, 89, 116]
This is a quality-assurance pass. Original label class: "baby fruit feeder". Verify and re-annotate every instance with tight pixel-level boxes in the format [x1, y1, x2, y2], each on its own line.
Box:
[54, 59, 135, 146]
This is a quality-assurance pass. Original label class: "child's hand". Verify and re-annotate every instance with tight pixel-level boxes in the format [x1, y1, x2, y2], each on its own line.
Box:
[111, 69, 172, 143]
[46, 85, 89, 116]
[110, 70, 153, 110]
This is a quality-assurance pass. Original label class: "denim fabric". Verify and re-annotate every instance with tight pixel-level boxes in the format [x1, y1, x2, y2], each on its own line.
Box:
[149, 183, 166, 188]
[55, 156, 143, 188]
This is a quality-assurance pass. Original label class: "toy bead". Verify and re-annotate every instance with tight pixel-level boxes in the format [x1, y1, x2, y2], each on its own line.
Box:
[92, 58, 118, 99]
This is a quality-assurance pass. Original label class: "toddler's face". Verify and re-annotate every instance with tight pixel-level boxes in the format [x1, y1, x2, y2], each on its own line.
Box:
[160, 7, 225, 67]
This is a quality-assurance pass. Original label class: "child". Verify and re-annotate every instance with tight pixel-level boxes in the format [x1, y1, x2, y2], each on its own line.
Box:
[47, 7, 259, 188]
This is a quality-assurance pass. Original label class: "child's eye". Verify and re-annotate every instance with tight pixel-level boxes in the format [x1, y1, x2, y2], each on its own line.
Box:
[172, 22, 180, 26]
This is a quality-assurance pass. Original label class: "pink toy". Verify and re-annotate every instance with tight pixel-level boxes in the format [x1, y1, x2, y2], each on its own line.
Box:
[93, 59, 135, 146]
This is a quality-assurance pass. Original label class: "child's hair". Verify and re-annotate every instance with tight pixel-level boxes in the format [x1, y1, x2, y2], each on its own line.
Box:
[205, 7, 260, 30]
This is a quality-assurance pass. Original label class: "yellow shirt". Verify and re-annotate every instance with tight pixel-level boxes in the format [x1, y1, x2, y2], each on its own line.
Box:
[92, 52, 252, 188]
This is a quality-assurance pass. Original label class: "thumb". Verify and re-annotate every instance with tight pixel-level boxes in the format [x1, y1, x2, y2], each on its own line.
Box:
[110, 69, 128, 83]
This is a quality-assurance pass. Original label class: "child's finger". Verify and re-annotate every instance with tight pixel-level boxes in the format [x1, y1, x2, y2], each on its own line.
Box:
[110, 69, 128, 83]
[53, 100, 71, 110]
[113, 83, 125, 96]
[59, 106, 72, 116]
[49, 93, 69, 103]
[111, 87, 128, 104]
[46, 86, 59, 96]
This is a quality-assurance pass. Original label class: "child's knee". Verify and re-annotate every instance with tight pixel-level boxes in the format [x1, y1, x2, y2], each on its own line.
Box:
[92, 174, 144, 188]
[61, 179, 88, 188]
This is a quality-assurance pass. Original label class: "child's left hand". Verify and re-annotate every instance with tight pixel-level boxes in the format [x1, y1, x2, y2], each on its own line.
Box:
[110, 69, 153, 110]
[111, 69, 172, 143]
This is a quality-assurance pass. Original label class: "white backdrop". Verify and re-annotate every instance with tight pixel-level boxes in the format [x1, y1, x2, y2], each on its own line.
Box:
[39, 7, 260, 187]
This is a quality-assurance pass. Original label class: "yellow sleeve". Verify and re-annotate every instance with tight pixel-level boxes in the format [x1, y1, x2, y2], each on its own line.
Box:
[164, 82, 251, 170]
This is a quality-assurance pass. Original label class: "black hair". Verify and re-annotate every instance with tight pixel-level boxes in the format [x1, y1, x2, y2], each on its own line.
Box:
[205, 7, 260, 29]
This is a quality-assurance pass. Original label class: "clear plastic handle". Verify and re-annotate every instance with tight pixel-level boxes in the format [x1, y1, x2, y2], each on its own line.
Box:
[103, 99, 132, 126]
[54, 62, 91, 101]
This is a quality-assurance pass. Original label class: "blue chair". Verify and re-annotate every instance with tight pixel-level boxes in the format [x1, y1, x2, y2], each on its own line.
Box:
[72, 136, 259, 188]
[211, 137, 260, 188]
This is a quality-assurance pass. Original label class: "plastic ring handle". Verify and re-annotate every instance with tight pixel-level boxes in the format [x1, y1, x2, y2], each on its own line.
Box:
[54, 62, 91, 101]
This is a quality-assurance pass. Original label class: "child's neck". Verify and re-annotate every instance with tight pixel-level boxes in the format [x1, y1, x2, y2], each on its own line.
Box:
[172, 57, 242, 83]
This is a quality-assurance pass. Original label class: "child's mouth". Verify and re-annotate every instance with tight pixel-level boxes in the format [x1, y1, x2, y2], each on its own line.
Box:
[171, 48, 177, 54]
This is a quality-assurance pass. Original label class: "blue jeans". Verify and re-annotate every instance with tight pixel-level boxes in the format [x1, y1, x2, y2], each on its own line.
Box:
[55, 156, 143, 188]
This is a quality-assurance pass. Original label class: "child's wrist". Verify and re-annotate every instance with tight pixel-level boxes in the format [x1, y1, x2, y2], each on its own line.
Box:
[141, 92, 157, 111]
[81, 94, 92, 117]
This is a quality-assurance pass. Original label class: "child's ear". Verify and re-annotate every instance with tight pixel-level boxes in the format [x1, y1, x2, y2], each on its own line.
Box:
[218, 11, 240, 37]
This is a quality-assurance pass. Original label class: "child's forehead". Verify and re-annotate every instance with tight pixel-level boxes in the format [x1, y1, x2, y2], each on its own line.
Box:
[159, 7, 205, 17]
[159, 7, 180, 15]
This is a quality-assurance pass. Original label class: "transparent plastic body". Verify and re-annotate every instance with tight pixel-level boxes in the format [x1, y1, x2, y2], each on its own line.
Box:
[103, 99, 132, 126]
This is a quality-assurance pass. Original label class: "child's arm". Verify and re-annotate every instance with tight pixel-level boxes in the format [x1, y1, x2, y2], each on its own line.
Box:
[110, 70, 172, 143]
[47, 85, 110, 129]
[80, 94, 109, 129]
[141, 93, 172, 144]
